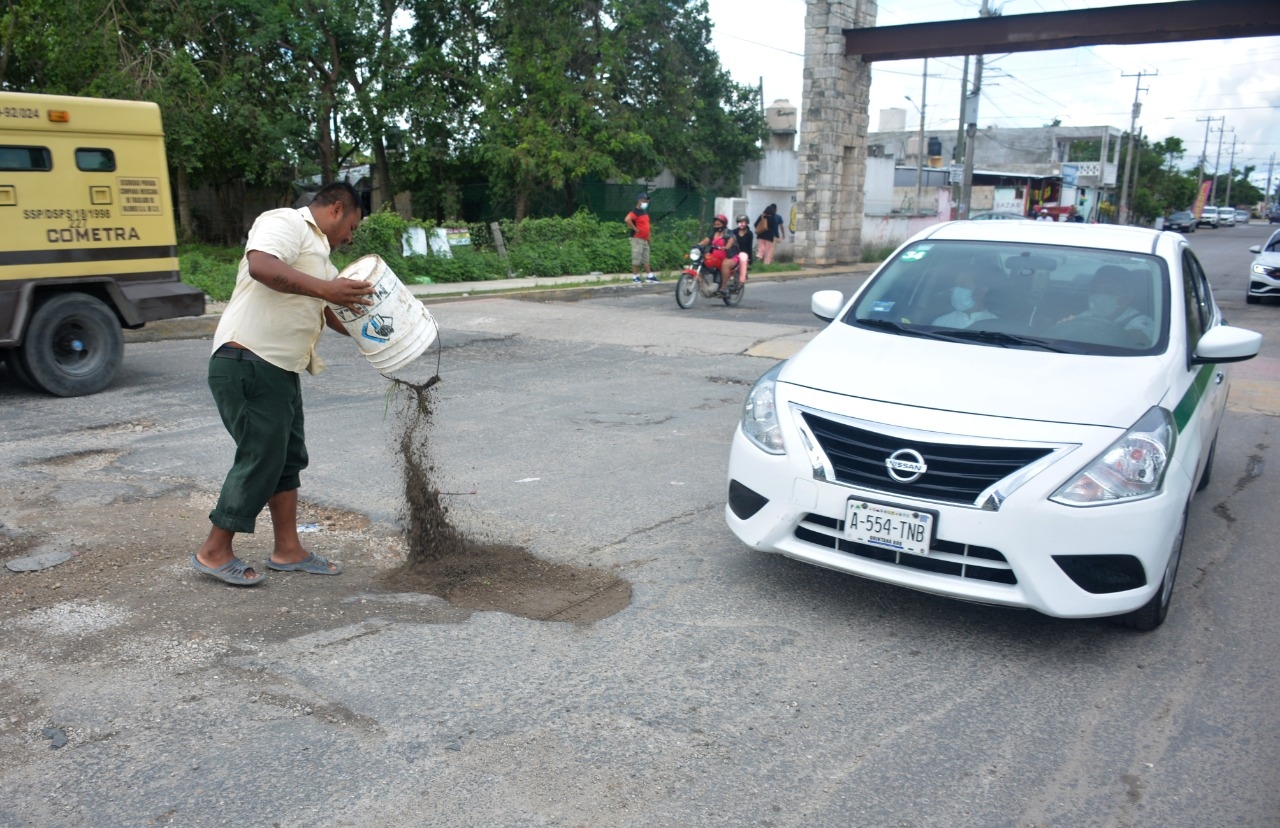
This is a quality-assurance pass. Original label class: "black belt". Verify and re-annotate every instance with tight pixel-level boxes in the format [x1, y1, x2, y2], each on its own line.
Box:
[213, 344, 269, 364]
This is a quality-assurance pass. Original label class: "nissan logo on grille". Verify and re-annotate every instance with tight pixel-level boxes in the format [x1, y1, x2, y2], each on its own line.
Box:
[885, 448, 927, 483]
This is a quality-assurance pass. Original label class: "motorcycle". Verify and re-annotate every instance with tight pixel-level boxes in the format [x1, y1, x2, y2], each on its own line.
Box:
[674, 244, 746, 309]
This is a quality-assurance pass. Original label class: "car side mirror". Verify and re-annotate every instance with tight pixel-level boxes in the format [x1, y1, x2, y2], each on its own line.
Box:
[811, 290, 845, 322]
[1249, 245, 1262, 254]
[1192, 324, 1263, 365]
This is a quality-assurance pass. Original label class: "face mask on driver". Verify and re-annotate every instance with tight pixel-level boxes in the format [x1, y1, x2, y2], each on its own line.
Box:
[950, 286, 975, 312]
[638, 202, 649, 211]
[1088, 293, 1119, 318]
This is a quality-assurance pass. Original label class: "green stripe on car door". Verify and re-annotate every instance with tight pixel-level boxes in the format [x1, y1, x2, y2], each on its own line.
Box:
[1172, 363, 1215, 432]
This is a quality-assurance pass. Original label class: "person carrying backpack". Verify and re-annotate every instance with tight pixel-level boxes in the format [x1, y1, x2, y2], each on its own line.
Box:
[755, 203, 785, 264]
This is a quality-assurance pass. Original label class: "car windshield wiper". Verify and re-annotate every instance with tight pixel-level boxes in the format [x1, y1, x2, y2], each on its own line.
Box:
[854, 317, 961, 342]
[941, 329, 1070, 352]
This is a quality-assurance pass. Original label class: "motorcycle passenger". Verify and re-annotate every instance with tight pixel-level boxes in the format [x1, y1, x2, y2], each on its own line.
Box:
[698, 214, 740, 291]
[732, 214, 753, 287]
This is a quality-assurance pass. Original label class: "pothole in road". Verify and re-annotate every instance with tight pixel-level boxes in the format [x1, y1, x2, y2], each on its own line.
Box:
[375, 376, 632, 624]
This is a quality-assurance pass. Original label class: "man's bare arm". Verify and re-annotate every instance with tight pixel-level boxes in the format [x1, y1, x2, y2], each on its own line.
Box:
[246, 250, 373, 312]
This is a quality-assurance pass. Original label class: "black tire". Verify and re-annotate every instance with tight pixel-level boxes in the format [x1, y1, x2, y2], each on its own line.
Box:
[19, 293, 123, 397]
[675, 272, 699, 309]
[723, 279, 745, 307]
[1196, 434, 1217, 492]
[1115, 508, 1186, 631]
[4, 349, 38, 390]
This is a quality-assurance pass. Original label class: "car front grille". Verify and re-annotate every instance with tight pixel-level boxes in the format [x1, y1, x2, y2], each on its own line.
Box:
[800, 411, 1053, 506]
[795, 513, 1017, 585]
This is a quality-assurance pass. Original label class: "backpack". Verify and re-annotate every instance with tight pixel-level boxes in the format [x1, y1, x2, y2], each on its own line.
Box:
[755, 214, 769, 235]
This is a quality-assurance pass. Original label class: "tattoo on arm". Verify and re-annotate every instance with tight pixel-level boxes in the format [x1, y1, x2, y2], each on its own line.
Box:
[268, 274, 310, 296]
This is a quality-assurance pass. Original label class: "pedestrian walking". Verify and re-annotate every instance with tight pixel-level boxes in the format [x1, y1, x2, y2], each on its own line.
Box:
[626, 193, 657, 283]
[755, 203, 785, 264]
[191, 182, 374, 586]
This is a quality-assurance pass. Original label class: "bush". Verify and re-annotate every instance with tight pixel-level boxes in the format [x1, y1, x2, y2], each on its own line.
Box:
[859, 242, 899, 264]
[179, 248, 239, 301]
[178, 206, 733, 294]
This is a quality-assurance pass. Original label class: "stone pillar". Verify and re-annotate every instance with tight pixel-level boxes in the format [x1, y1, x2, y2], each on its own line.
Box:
[794, 0, 876, 265]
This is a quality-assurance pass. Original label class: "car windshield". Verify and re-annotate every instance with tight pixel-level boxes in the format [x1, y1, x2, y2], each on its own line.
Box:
[845, 239, 1169, 356]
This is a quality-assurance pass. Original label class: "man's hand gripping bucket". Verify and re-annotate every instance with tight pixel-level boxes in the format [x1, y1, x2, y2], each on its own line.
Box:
[328, 255, 439, 383]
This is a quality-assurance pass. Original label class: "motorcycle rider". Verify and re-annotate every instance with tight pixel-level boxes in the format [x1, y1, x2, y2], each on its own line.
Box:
[698, 214, 741, 292]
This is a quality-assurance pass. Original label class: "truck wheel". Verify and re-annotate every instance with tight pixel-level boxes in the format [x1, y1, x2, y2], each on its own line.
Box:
[5, 349, 37, 390]
[19, 293, 123, 397]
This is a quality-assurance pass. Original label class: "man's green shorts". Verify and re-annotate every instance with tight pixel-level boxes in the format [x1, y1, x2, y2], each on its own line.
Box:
[206, 354, 308, 534]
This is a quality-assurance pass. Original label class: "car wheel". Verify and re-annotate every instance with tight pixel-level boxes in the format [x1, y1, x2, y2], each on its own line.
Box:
[1196, 433, 1217, 492]
[1115, 507, 1186, 631]
[18, 293, 123, 397]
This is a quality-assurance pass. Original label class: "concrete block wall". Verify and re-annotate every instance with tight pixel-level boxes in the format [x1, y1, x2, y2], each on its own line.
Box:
[794, 0, 876, 265]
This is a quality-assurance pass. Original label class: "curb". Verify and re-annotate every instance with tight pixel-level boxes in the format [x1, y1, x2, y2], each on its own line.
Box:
[124, 263, 878, 344]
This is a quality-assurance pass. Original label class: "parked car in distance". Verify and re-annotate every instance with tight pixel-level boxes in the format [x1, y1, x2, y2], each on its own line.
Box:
[727, 221, 1261, 631]
[1269, 208, 1280, 224]
[969, 211, 1033, 221]
[1235, 209, 1250, 225]
[1165, 211, 1196, 233]
[1247, 228, 1280, 304]
[1195, 207, 1218, 228]
[1216, 206, 1236, 228]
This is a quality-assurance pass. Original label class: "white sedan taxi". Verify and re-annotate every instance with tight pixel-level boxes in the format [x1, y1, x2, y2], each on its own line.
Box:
[727, 221, 1262, 630]
[1247, 228, 1280, 303]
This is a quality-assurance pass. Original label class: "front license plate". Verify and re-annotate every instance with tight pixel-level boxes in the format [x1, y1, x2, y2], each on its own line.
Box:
[845, 498, 936, 556]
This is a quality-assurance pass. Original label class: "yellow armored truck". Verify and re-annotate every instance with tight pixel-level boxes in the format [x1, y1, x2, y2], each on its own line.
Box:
[1, 91, 204, 396]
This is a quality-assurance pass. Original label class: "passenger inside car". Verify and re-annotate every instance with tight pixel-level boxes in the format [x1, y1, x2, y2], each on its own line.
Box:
[931, 266, 1002, 328]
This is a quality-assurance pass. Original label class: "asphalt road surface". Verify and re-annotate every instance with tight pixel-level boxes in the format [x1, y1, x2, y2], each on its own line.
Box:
[1, 222, 1278, 827]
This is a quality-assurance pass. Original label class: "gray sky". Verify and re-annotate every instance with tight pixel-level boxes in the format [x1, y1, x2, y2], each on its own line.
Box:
[707, 0, 1280, 194]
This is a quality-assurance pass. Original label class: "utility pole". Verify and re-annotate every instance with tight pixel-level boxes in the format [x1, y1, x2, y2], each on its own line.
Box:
[1210, 122, 1231, 206]
[959, 0, 994, 220]
[913, 58, 928, 217]
[960, 54, 983, 220]
[1117, 71, 1153, 226]
[1224, 135, 1237, 208]
[951, 55, 969, 219]
[1267, 153, 1276, 214]
[1195, 115, 1222, 198]
[1128, 126, 1143, 221]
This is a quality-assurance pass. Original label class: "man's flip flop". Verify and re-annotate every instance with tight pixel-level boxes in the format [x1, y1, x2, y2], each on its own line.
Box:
[191, 554, 264, 586]
[266, 553, 342, 575]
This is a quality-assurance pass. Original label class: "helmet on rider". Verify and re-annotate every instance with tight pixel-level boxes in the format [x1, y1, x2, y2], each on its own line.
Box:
[713, 214, 728, 226]
[736, 215, 749, 225]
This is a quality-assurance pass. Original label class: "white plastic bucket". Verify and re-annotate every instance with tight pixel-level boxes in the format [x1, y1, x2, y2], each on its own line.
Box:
[329, 255, 437, 376]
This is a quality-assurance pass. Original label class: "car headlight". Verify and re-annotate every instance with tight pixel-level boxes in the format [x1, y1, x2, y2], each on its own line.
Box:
[741, 363, 785, 454]
[1252, 263, 1278, 277]
[1051, 406, 1175, 506]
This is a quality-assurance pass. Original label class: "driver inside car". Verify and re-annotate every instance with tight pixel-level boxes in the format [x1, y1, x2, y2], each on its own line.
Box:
[1064, 265, 1156, 344]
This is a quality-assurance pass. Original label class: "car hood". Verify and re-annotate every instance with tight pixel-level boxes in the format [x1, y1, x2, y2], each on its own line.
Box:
[780, 322, 1166, 428]
[1255, 251, 1280, 268]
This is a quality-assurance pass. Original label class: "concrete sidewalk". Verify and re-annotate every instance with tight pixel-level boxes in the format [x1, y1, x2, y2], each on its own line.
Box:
[125, 263, 877, 343]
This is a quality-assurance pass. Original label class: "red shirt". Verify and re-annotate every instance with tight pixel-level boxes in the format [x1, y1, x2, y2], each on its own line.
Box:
[626, 211, 651, 241]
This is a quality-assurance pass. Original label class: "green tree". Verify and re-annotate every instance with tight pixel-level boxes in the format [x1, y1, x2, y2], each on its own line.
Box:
[480, 0, 764, 220]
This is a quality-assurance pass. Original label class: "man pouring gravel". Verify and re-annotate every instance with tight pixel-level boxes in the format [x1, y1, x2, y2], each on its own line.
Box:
[192, 182, 374, 586]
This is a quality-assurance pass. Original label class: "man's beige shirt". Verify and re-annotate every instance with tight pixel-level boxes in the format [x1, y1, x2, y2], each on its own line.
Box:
[212, 207, 338, 374]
